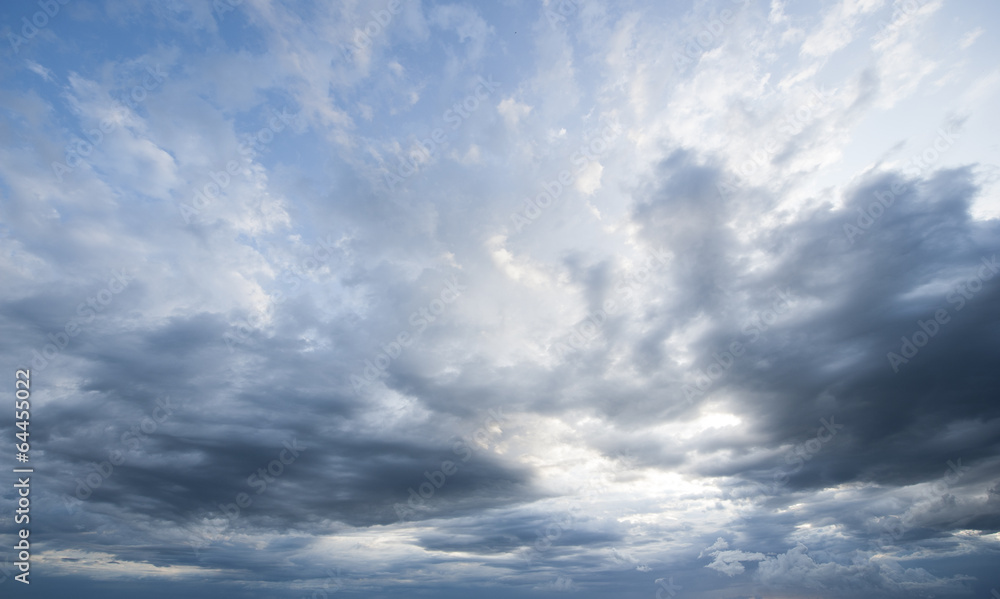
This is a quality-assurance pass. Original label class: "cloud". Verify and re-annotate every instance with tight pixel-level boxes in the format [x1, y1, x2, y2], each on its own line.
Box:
[0, 0, 998, 597]
[701, 538, 765, 576]
[498, 96, 532, 127]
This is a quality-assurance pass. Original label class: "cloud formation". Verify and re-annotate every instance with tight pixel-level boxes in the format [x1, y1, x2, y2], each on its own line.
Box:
[1, 0, 999, 597]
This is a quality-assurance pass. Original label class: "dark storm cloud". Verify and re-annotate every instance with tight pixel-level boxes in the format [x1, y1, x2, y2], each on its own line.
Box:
[23, 310, 537, 524]
[622, 151, 999, 484]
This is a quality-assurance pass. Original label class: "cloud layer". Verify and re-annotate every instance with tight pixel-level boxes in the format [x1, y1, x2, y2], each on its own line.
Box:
[1, 0, 999, 597]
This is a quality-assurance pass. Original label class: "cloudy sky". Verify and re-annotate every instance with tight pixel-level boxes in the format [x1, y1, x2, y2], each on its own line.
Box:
[1, 0, 1000, 597]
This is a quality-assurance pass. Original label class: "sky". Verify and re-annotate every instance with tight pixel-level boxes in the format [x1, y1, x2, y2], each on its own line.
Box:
[1, 0, 999, 597]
